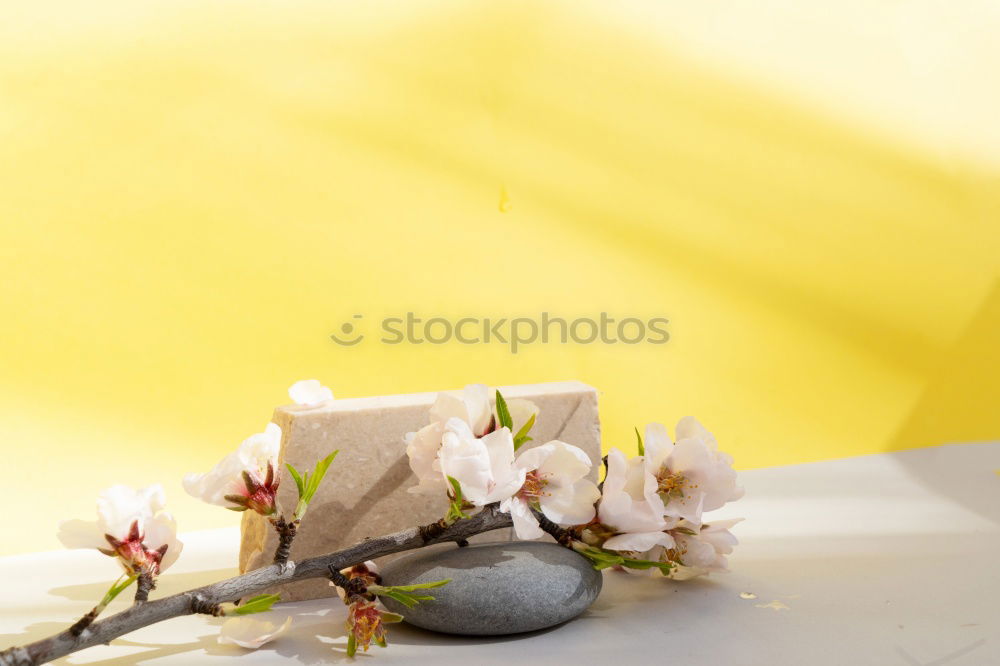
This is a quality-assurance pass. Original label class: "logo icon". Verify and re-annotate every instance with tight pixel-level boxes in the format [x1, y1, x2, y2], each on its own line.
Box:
[330, 314, 365, 346]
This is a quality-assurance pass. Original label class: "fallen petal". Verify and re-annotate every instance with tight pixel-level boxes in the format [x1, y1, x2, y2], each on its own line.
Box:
[218, 616, 292, 649]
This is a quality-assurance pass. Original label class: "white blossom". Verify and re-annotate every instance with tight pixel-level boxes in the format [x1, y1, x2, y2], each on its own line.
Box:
[288, 379, 334, 407]
[666, 518, 742, 579]
[405, 384, 537, 495]
[594, 449, 676, 552]
[499, 441, 600, 540]
[57, 484, 183, 574]
[438, 418, 525, 506]
[643, 417, 743, 524]
[183, 423, 282, 515]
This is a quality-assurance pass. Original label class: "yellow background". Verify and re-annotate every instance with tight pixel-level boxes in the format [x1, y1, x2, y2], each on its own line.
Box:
[2, 0, 998, 554]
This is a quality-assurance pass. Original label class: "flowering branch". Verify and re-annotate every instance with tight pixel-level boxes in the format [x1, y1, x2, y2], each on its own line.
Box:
[0, 505, 514, 666]
[3, 381, 745, 665]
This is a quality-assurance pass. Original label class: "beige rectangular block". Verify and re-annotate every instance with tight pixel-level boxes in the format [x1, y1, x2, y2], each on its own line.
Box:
[239, 381, 602, 601]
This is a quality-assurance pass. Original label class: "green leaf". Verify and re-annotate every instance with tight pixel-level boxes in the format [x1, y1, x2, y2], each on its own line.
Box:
[575, 543, 667, 572]
[346, 632, 357, 658]
[445, 477, 469, 521]
[292, 450, 339, 521]
[382, 579, 450, 592]
[381, 612, 404, 624]
[495, 390, 513, 430]
[621, 557, 673, 574]
[305, 450, 339, 501]
[373, 590, 420, 608]
[233, 593, 282, 615]
[573, 542, 673, 575]
[635, 426, 644, 456]
[371, 580, 450, 607]
[446, 476, 464, 503]
[513, 413, 536, 451]
[590, 559, 620, 570]
[286, 463, 305, 497]
[98, 573, 139, 608]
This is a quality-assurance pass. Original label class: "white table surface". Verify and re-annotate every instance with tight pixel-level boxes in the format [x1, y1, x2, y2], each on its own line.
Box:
[2, 442, 998, 666]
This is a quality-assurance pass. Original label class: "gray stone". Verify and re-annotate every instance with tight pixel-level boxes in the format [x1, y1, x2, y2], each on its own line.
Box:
[378, 541, 603, 635]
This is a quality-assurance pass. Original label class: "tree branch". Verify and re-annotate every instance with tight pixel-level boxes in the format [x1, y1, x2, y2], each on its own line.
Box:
[531, 507, 576, 546]
[133, 573, 155, 604]
[0, 505, 513, 666]
[269, 516, 299, 566]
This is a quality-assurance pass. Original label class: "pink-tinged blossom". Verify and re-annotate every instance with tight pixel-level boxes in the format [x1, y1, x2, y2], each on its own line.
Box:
[184, 423, 282, 515]
[57, 484, 183, 575]
[643, 417, 743, 524]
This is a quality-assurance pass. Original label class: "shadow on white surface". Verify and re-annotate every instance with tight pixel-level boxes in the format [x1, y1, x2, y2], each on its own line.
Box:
[2, 445, 997, 665]
[48, 569, 239, 603]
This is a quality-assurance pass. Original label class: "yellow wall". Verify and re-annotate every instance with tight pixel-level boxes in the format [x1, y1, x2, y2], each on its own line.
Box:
[2, 0, 998, 554]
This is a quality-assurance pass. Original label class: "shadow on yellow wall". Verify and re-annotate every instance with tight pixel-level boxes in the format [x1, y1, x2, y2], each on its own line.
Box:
[1, 1, 997, 553]
[889, 280, 1000, 451]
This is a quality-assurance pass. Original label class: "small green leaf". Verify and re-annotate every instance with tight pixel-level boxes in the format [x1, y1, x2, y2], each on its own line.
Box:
[635, 426, 644, 456]
[346, 632, 357, 657]
[304, 450, 339, 501]
[383, 579, 450, 592]
[495, 390, 513, 430]
[446, 476, 463, 502]
[371, 580, 450, 607]
[374, 590, 420, 607]
[98, 573, 139, 608]
[574, 543, 640, 571]
[444, 477, 469, 521]
[590, 559, 619, 571]
[621, 557, 673, 574]
[286, 463, 305, 497]
[513, 413, 536, 451]
[293, 450, 339, 521]
[233, 593, 282, 615]
[381, 612, 404, 624]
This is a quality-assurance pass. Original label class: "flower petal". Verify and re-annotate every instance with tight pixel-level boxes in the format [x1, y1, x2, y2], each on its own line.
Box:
[96, 484, 163, 540]
[439, 420, 494, 504]
[540, 478, 599, 526]
[504, 497, 545, 540]
[288, 379, 334, 406]
[675, 416, 715, 448]
[643, 422, 672, 473]
[144, 512, 183, 571]
[429, 392, 470, 426]
[183, 451, 250, 506]
[405, 422, 446, 494]
[602, 449, 629, 495]
[666, 438, 713, 476]
[603, 531, 673, 552]
[533, 440, 592, 481]
[463, 384, 493, 435]
[218, 616, 292, 649]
